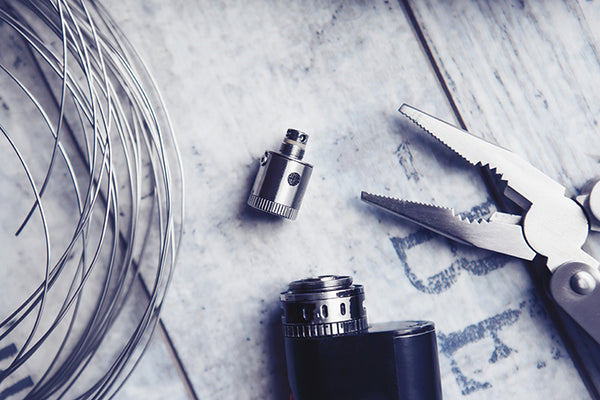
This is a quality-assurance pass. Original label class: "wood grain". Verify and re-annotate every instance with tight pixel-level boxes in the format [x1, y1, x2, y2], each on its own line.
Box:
[407, 0, 600, 398]
[63, 0, 600, 399]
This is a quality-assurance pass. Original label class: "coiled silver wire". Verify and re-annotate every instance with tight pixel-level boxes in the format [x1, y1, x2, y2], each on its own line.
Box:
[0, 0, 183, 398]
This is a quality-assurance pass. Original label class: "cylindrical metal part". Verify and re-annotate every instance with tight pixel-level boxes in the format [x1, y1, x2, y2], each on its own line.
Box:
[280, 275, 367, 338]
[586, 180, 600, 224]
[247, 129, 313, 220]
[280, 275, 443, 400]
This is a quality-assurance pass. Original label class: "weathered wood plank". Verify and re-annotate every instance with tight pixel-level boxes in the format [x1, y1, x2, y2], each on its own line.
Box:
[114, 320, 195, 400]
[407, 0, 600, 398]
[104, 0, 593, 399]
[408, 0, 600, 191]
[104, 0, 480, 398]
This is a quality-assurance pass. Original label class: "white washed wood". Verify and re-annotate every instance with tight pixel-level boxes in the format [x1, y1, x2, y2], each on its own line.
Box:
[410, 0, 600, 192]
[104, 0, 588, 399]
[409, 0, 600, 398]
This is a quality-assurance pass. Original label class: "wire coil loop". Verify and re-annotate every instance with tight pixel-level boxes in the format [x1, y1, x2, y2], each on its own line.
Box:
[0, 1, 183, 398]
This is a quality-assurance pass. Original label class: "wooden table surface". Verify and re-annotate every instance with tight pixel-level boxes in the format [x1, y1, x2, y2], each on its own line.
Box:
[16, 1, 600, 399]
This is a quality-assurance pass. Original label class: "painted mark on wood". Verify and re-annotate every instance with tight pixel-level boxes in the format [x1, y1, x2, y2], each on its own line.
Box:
[437, 294, 562, 396]
[448, 358, 492, 395]
[438, 309, 520, 361]
[0, 344, 34, 399]
[395, 141, 420, 181]
[390, 200, 510, 294]
[437, 309, 521, 395]
[385, 198, 569, 395]
[0, 344, 17, 361]
[0, 378, 34, 400]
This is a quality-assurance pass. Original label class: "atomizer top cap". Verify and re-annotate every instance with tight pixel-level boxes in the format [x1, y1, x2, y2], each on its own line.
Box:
[281, 275, 364, 302]
[289, 275, 352, 292]
[279, 128, 309, 159]
[280, 275, 368, 337]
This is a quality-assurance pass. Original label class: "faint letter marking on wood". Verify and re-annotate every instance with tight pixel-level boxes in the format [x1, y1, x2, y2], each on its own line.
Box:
[0, 344, 34, 400]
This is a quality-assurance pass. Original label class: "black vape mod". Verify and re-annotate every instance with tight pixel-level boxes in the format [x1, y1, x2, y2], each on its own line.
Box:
[280, 275, 442, 400]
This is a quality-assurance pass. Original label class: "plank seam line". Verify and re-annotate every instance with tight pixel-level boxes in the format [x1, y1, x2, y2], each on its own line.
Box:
[398, 0, 467, 131]
[157, 317, 201, 400]
[398, 0, 512, 211]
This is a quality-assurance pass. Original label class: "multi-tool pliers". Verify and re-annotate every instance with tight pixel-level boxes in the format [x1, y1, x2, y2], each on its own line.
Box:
[361, 104, 600, 345]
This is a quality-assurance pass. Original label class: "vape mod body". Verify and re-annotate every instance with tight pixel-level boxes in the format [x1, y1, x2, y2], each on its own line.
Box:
[280, 276, 442, 400]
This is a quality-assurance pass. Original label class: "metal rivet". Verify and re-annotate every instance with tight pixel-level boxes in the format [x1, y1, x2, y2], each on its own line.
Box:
[589, 181, 600, 222]
[570, 271, 597, 295]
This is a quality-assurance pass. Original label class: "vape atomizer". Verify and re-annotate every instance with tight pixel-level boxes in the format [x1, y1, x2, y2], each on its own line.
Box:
[280, 275, 442, 400]
[247, 129, 313, 220]
[280, 275, 367, 338]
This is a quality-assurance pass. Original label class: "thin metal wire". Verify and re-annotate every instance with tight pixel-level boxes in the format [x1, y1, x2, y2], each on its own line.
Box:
[0, 0, 184, 398]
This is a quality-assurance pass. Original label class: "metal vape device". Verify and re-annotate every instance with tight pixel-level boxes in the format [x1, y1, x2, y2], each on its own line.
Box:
[247, 129, 313, 220]
[280, 275, 442, 400]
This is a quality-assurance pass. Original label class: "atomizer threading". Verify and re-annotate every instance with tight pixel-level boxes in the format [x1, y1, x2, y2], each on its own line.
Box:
[247, 129, 313, 220]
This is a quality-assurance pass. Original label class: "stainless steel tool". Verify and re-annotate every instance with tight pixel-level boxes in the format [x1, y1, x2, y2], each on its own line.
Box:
[361, 104, 600, 344]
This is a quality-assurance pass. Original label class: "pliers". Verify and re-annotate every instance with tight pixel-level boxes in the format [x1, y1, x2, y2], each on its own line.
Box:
[361, 104, 600, 346]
